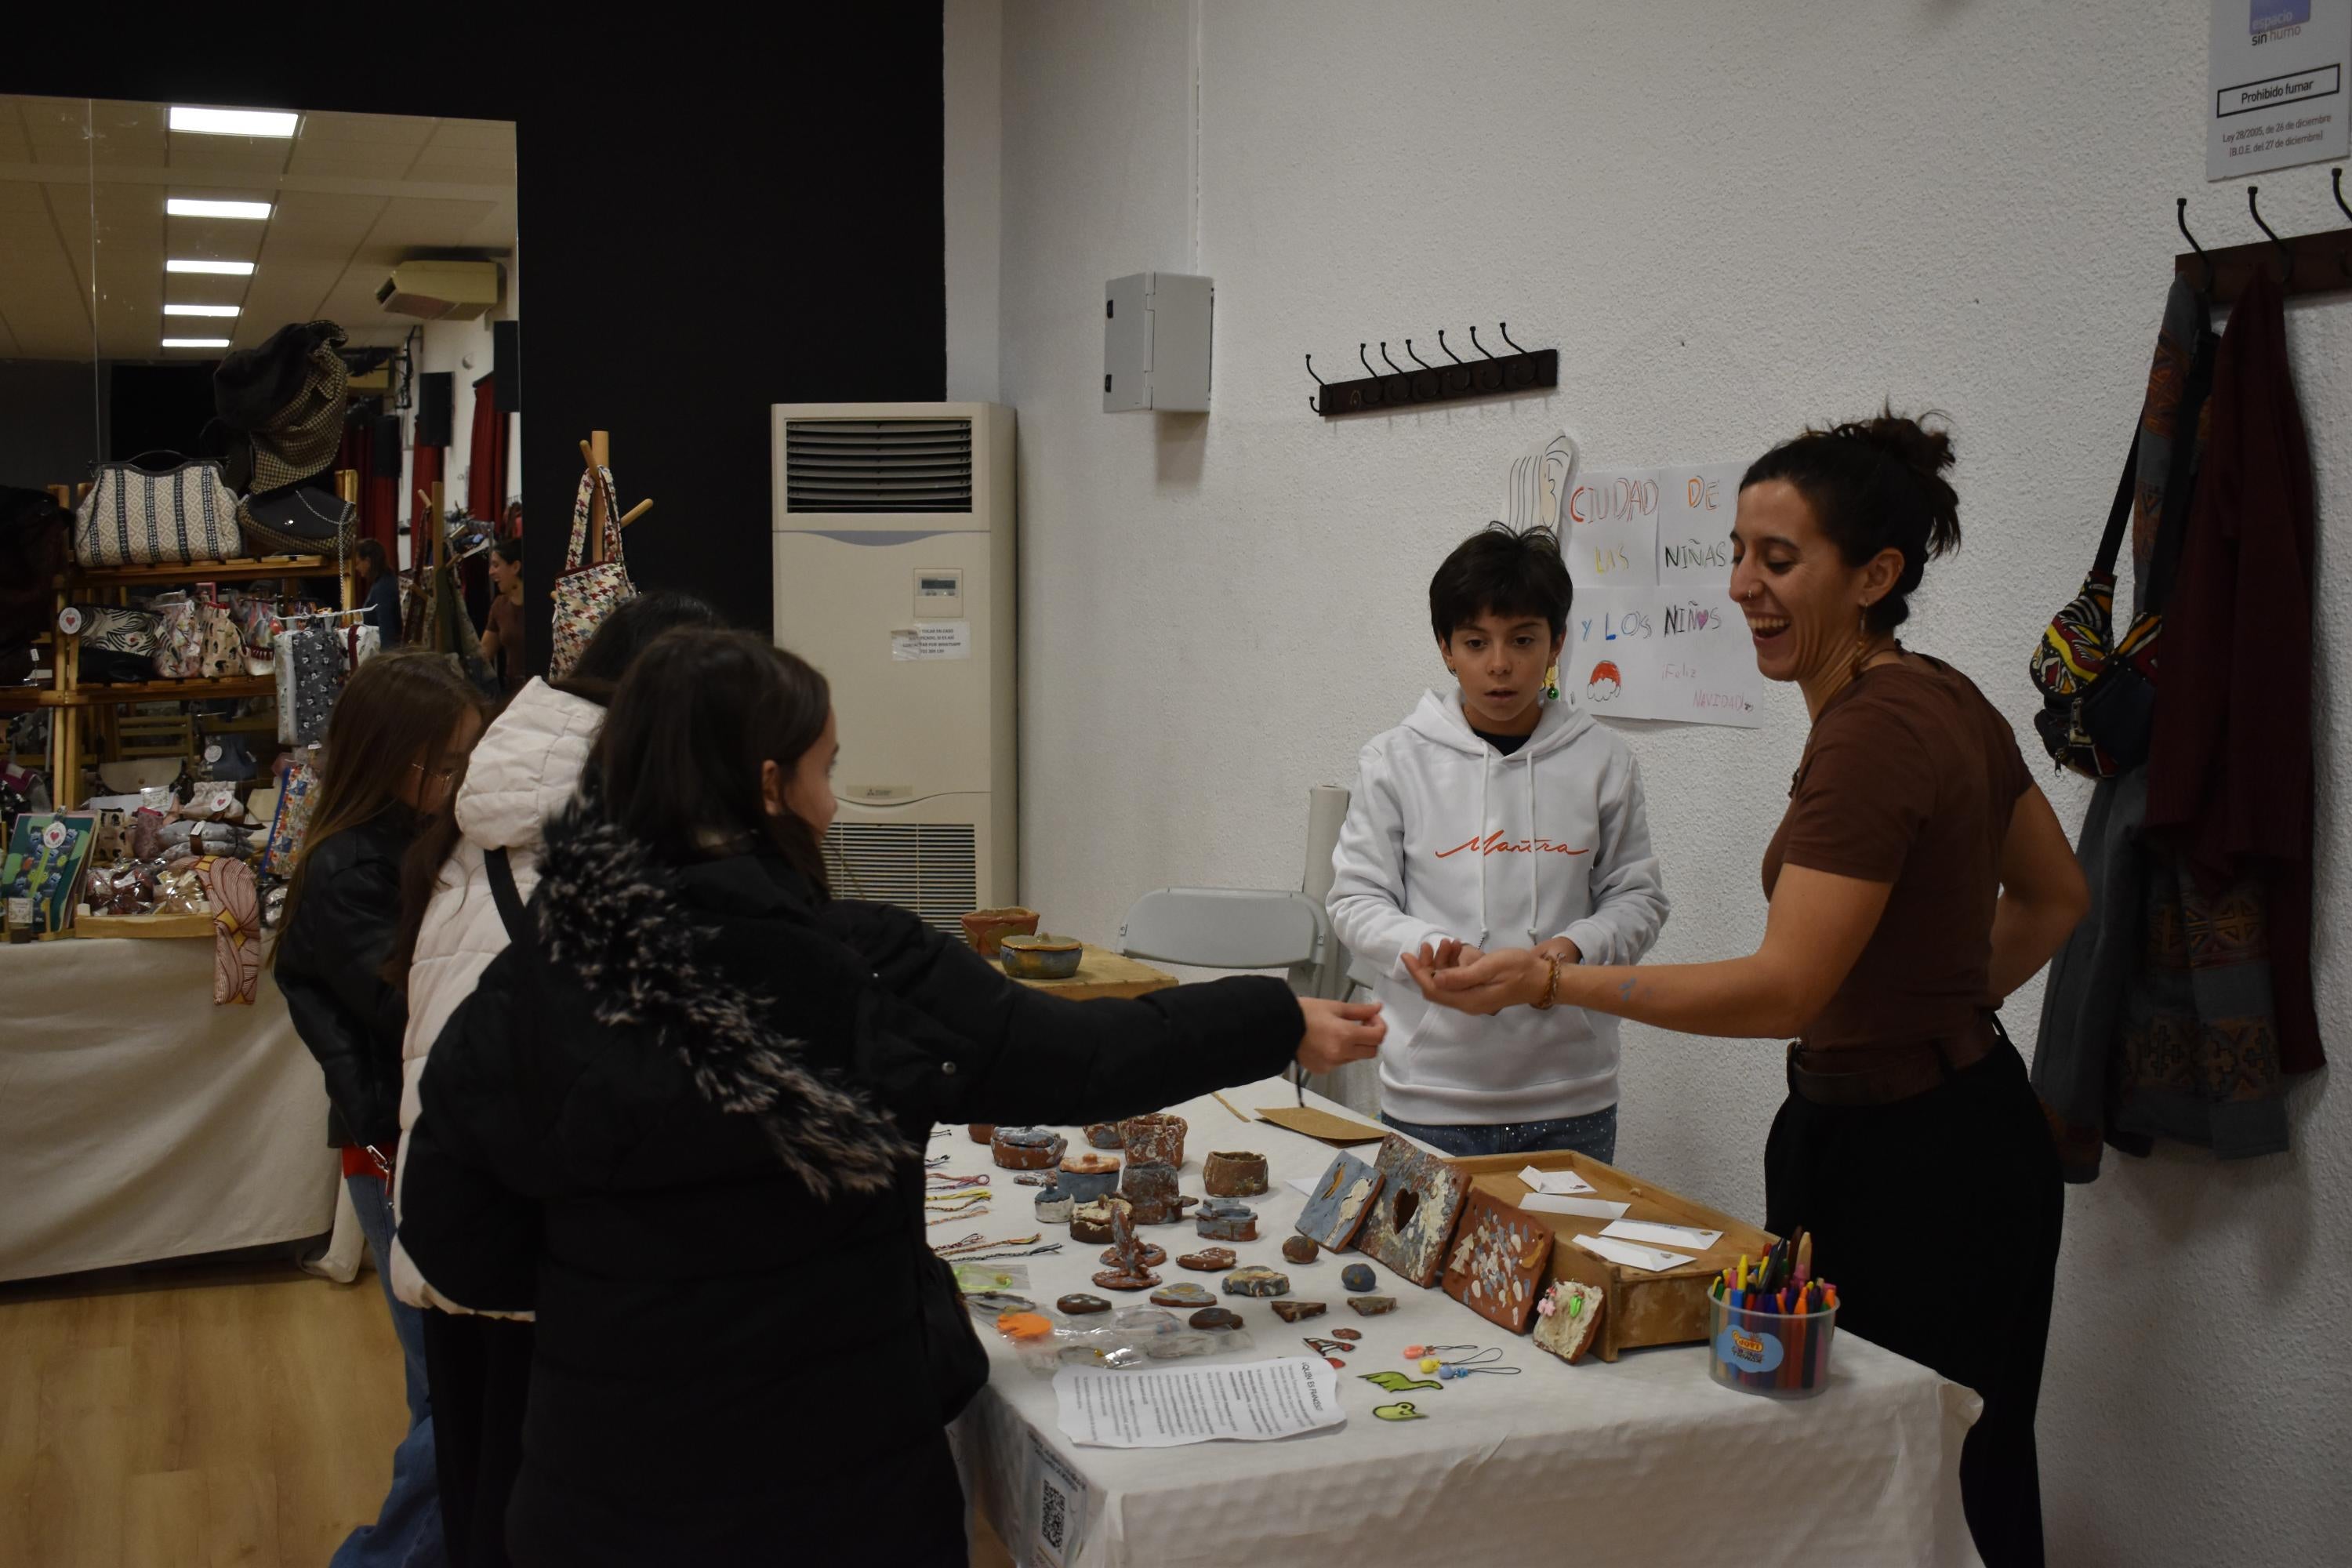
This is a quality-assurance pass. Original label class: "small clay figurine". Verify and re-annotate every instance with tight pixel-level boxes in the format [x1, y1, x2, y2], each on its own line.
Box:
[1189, 1307, 1245, 1331]
[1178, 1247, 1238, 1272]
[1341, 1263, 1377, 1293]
[1099, 1241, 1168, 1269]
[1531, 1279, 1607, 1365]
[1269, 1300, 1327, 1323]
[1348, 1294, 1399, 1317]
[1223, 1266, 1290, 1298]
[1058, 1294, 1112, 1316]
[1282, 1235, 1320, 1265]
[1196, 1200, 1259, 1243]
[1201, 1150, 1270, 1197]
[1092, 1207, 1162, 1291]
[1070, 1197, 1134, 1245]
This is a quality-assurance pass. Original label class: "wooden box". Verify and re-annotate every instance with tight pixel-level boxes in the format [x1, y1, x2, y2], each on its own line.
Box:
[1449, 1150, 1774, 1363]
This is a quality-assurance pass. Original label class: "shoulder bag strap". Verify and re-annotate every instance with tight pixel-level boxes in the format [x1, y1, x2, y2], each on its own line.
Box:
[483, 845, 532, 945]
[2090, 430, 2140, 581]
[564, 468, 596, 572]
[2141, 321, 2220, 615]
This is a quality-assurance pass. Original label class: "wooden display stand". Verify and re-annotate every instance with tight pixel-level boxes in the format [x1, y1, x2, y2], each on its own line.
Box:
[1454, 1149, 1775, 1363]
[3, 472, 360, 810]
[998, 944, 1177, 1002]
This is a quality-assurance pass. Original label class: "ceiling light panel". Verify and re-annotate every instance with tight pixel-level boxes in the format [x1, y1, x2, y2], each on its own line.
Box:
[166, 198, 273, 220]
[170, 107, 299, 138]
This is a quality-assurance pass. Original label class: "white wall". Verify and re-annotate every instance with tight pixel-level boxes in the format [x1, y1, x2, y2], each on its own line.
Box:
[946, 0, 1004, 403]
[988, 2, 2350, 1563]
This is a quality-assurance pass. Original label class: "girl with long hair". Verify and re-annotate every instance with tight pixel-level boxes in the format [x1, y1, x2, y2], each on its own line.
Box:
[275, 648, 485, 1568]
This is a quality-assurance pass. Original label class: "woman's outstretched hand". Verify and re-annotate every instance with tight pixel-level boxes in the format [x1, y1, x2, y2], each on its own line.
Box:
[1403, 945, 1547, 1015]
[1296, 998, 1385, 1075]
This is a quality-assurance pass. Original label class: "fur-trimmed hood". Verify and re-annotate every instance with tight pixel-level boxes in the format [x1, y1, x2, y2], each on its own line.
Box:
[530, 806, 916, 1200]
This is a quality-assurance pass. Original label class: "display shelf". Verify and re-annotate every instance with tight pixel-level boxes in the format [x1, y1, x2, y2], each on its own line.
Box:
[67, 556, 334, 587]
[0, 677, 278, 713]
[72, 912, 216, 940]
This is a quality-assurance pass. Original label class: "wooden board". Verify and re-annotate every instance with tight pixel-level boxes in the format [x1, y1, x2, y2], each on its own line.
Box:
[1355, 1134, 1472, 1288]
[1452, 1149, 1774, 1363]
[999, 944, 1174, 1001]
[73, 912, 215, 940]
[1441, 1186, 1555, 1335]
[1254, 1105, 1387, 1145]
[68, 557, 331, 586]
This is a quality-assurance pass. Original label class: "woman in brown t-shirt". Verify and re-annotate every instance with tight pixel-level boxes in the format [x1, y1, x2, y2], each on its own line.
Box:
[479, 535, 525, 696]
[1408, 414, 2087, 1568]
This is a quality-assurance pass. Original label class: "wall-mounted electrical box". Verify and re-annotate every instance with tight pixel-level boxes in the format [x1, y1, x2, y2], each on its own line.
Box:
[1102, 272, 1212, 413]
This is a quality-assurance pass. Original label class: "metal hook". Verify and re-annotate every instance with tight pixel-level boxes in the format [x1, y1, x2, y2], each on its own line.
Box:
[1379, 342, 1405, 376]
[1404, 339, 1432, 370]
[1497, 321, 1525, 354]
[1436, 330, 1465, 364]
[1360, 342, 1378, 379]
[1307, 354, 1325, 413]
[2176, 198, 2214, 296]
[2248, 184, 2294, 285]
[1468, 325, 1496, 359]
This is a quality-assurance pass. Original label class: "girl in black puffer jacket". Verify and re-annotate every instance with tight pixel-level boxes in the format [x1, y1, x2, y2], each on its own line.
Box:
[276, 648, 485, 1568]
[398, 630, 1384, 1566]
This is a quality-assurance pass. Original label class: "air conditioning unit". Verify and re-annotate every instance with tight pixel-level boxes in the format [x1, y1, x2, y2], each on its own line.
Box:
[772, 402, 1016, 930]
[376, 260, 503, 321]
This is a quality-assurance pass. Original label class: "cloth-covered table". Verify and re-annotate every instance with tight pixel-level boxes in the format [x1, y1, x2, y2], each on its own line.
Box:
[947, 1077, 1981, 1567]
[0, 935, 338, 1283]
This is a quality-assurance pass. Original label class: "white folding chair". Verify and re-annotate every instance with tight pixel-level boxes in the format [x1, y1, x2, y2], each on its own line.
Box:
[1114, 887, 1334, 996]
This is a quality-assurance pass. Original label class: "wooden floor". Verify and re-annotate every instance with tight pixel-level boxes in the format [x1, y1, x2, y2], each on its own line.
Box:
[1, 1255, 1023, 1567]
[0, 1256, 411, 1566]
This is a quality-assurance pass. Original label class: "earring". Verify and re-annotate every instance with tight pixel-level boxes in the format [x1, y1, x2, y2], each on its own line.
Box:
[1849, 604, 1875, 681]
[1542, 662, 1560, 701]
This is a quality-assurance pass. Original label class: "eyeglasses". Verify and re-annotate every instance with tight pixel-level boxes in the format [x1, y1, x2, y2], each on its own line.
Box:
[408, 762, 459, 785]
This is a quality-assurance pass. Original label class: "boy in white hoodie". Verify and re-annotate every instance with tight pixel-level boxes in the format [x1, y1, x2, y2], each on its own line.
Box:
[1329, 524, 1667, 1162]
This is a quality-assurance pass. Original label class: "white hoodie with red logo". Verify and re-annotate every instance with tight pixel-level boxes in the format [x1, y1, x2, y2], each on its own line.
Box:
[1328, 688, 1668, 1125]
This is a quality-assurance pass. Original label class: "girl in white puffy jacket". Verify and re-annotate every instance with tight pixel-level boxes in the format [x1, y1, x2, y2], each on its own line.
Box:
[383, 592, 718, 1566]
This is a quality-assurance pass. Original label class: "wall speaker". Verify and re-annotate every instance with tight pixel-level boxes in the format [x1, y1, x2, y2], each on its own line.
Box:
[416, 372, 454, 448]
[372, 412, 401, 469]
[492, 320, 521, 413]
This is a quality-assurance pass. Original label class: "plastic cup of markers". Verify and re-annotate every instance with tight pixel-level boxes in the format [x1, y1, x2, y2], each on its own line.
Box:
[1708, 1295, 1837, 1399]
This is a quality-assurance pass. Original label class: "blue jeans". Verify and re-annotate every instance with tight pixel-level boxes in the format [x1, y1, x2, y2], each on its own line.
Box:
[335, 1171, 448, 1568]
[1381, 1105, 1619, 1164]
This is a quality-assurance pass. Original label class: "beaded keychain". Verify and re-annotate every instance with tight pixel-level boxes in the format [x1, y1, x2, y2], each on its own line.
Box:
[931, 1231, 1065, 1265]
[1403, 1344, 1521, 1379]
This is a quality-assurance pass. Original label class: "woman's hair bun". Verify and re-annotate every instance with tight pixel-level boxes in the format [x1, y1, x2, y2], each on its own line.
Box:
[1824, 408, 1959, 559]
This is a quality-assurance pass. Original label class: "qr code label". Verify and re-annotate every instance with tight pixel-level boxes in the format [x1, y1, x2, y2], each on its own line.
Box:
[1041, 1481, 1068, 1552]
[1026, 1432, 1087, 1568]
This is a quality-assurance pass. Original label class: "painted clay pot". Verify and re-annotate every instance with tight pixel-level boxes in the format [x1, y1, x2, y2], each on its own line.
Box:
[1201, 1150, 1270, 1198]
[1035, 1185, 1075, 1224]
[1070, 1198, 1133, 1246]
[1084, 1122, 1125, 1151]
[1196, 1199, 1259, 1243]
[960, 907, 1039, 957]
[1000, 934, 1083, 980]
[967, 1124, 996, 1144]
[1119, 1113, 1187, 1169]
[1120, 1159, 1192, 1225]
[992, 1127, 1066, 1171]
[1057, 1152, 1122, 1203]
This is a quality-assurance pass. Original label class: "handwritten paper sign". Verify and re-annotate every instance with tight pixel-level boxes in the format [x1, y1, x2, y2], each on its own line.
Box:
[1540, 451, 1764, 728]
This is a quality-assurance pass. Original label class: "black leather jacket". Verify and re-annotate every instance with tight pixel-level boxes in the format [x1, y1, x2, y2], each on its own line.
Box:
[274, 805, 419, 1147]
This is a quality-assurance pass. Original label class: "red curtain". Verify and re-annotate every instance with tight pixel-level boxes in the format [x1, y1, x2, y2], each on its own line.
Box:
[467, 376, 508, 528]
[336, 420, 399, 561]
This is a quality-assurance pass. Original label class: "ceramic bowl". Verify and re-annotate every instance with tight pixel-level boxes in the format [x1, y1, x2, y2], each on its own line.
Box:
[1000, 934, 1083, 980]
[960, 906, 1040, 956]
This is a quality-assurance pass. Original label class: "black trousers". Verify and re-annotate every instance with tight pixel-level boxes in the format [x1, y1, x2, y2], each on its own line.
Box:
[1765, 1038, 2063, 1568]
[421, 1308, 535, 1568]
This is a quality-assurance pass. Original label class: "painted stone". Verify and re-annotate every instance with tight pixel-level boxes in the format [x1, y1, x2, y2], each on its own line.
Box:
[1149, 1282, 1216, 1308]
[1294, 1150, 1385, 1252]
[1094, 1268, 1160, 1291]
[1341, 1263, 1377, 1293]
[1201, 1150, 1270, 1197]
[1189, 1307, 1245, 1331]
[1532, 1279, 1608, 1366]
[1332, 1328, 1363, 1342]
[1305, 1336, 1352, 1356]
[1348, 1294, 1399, 1317]
[1120, 1158, 1191, 1225]
[1354, 1134, 1472, 1289]
[1084, 1122, 1125, 1150]
[1119, 1113, 1187, 1169]
[1100, 1242, 1168, 1269]
[1282, 1235, 1320, 1265]
[1441, 1187, 1557, 1335]
[1327, 1357, 1348, 1370]
[1196, 1200, 1259, 1243]
[992, 1126, 1067, 1171]
[1223, 1266, 1291, 1298]
[1178, 1247, 1237, 1272]
[1269, 1299, 1327, 1323]
[1058, 1293, 1112, 1316]
[1058, 1151, 1122, 1203]
[1035, 1186, 1074, 1224]
[1070, 1197, 1133, 1245]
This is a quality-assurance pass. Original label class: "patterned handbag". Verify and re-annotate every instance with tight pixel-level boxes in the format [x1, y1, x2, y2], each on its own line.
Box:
[74, 454, 243, 567]
[150, 593, 207, 680]
[549, 463, 636, 677]
[196, 594, 244, 680]
[64, 603, 158, 684]
[197, 854, 262, 1005]
[263, 754, 319, 877]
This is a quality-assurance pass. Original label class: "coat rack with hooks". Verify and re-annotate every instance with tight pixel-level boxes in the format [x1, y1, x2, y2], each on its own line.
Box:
[2172, 168, 2352, 306]
[1306, 322, 1558, 417]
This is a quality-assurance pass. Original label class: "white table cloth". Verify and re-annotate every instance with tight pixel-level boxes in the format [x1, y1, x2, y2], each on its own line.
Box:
[0, 936, 339, 1283]
[947, 1077, 1981, 1567]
